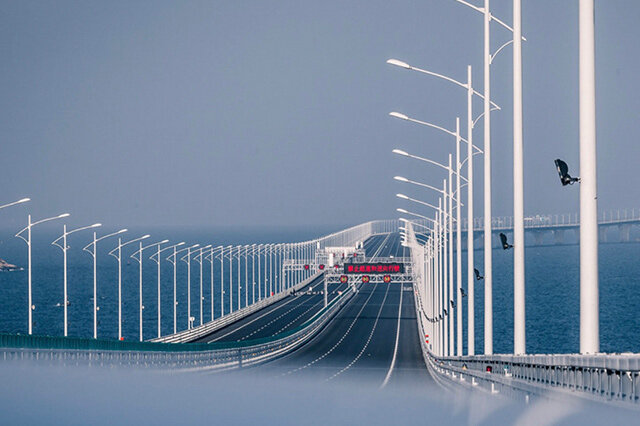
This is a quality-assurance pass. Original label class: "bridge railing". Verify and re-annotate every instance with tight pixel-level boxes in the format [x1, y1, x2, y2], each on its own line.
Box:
[404, 221, 640, 405]
[459, 208, 640, 231]
[0, 277, 358, 370]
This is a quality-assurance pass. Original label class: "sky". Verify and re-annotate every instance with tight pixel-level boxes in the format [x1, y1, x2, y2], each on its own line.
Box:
[1, 1, 638, 230]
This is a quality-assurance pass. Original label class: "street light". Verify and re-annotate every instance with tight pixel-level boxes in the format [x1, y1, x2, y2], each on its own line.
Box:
[108, 234, 150, 340]
[131, 239, 169, 341]
[149, 241, 185, 338]
[193, 244, 212, 326]
[83, 228, 127, 339]
[52, 222, 102, 337]
[0, 197, 30, 210]
[166, 243, 197, 334]
[179, 244, 201, 330]
[15, 212, 70, 335]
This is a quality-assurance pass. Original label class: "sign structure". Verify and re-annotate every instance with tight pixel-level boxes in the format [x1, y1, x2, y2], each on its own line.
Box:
[343, 263, 404, 274]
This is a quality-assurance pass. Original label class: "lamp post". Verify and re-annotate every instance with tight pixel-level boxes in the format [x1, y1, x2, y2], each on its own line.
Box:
[388, 59, 498, 355]
[149, 241, 185, 338]
[203, 246, 220, 321]
[52, 222, 102, 337]
[165, 243, 198, 334]
[180, 244, 201, 330]
[83, 228, 127, 339]
[131, 239, 169, 341]
[390, 115, 473, 355]
[0, 197, 30, 211]
[15, 212, 70, 335]
[193, 245, 212, 326]
[108, 234, 150, 340]
[455, 0, 527, 357]
[579, 0, 599, 354]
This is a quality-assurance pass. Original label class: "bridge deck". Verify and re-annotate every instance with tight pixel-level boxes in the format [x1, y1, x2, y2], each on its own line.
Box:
[192, 233, 393, 344]
[262, 233, 435, 389]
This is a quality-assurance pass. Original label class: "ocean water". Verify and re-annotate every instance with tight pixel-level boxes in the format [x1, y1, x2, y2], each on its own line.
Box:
[0, 226, 638, 355]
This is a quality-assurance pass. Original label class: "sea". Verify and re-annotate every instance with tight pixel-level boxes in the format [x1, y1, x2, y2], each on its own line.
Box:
[0, 225, 638, 355]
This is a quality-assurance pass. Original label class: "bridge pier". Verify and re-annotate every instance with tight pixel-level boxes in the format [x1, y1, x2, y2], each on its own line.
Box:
[619, 224, 632, 242]
[599, 227, 607, 243]
[552, 229, 564, 245]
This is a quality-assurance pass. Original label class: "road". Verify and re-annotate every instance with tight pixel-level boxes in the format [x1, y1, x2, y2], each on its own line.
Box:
[193, 233, 391, 344]
[263, 233, 435, 389]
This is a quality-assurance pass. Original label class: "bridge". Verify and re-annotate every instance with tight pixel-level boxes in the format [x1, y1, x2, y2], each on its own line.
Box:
[2, 0, 640, 423]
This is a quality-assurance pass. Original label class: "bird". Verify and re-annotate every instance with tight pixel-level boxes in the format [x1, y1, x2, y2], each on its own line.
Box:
[450, 300, 455, 308]
[554, 159, 579, 186]
[474, 268, 484, 280]
[460, 288, 467, 298]
[500, 233, 513, 250]
[443, 309, 448, 316]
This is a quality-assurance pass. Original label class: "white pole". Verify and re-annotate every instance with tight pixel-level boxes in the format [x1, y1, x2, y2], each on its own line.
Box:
[448, 155, 454, 356]
[229, 247, 233, 313]
[210, 247, 214, 320]
[513, 0, 526, 355]
[187, 247, 191, 328]
[456, 118, 463, 356]
[173, 246, 177, 334]
[483, 0, 493, 356]
[199, 248, 204, 325]
[220, 246, 225, 316]
[139, 241, 143, 341]
[257, 245, 262, 301]
[579, 0, 599, 354]
[63, 225, 68, 337]
[118, 239, 122, 340]
[27, 216, 33, 335]
[237, 246, 241, 309]
[157, 244, 162, 338]
[93, 232, 98, 339]
[245, 246, 249, 307]
[441, 188, 448, 356]
[467, 65, 475, 356]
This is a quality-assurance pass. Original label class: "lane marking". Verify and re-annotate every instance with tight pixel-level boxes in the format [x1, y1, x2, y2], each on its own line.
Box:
[380, 278, 403, 389]
[325, 281, 391, 381]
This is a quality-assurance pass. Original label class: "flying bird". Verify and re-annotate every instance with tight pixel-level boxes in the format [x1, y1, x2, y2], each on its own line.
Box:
[554, 159, 579, 186]
[460, 288, 467, 298]
[500, 233, 513, 250]
[474, 268, 484, 280]
[450, 300, 455, 308]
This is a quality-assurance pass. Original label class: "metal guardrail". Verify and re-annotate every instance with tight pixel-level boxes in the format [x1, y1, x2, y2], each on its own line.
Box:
[151, 271, 323, 343]
[0, 276, 355, 371]
[409, 259, 640, 406]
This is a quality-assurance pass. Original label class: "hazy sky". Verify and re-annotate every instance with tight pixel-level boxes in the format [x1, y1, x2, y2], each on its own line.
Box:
[1, 1, 638, 229]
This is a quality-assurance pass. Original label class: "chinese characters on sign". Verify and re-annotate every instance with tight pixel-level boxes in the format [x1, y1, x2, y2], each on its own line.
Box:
[343, 263, 404, 274]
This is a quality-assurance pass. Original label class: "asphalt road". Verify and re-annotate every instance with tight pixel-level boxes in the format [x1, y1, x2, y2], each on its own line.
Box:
[263, 233, 435, 389]
[193, 233, 391, 344]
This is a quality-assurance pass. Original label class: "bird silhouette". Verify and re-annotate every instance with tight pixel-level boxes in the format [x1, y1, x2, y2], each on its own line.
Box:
[474, 268, 484, 280]
[450, 300, 455, 308]
[554, 159, 579, 186]
[500, 233, 513, 250]
[460, 288, 467, 298]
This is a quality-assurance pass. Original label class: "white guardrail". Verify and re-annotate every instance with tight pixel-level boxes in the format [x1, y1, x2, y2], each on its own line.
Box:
[1, 274, 356, 372]
[151, 271, 323, 343]
[410, 267, 640, 406]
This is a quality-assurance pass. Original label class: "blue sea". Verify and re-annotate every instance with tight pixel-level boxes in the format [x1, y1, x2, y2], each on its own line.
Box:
[0, 225, 638, 355]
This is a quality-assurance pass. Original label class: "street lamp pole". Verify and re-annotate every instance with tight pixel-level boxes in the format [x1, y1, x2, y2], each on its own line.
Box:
[52, 222, 102, 337]
[165, 243, 197, 334]
[15, 212, 70, 335]
[150, 241, 185, 338]
[108, 234, 150, 340]
[579, 0, 599, 354]
[193, 245, 212, 326]
[83, 228, 127, 339]
[132, 239, 169, 341]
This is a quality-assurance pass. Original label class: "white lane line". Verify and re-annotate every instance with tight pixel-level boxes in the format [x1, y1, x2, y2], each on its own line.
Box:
[207, 278, 320, 342]
[281, 282, 380, 376]
[380, 281, 403, 389]
[326, 281, 391, 381]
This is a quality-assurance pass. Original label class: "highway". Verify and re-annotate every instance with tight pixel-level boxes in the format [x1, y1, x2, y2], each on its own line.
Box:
[263, 233, 435, 389]
[193, 233, 390, 344]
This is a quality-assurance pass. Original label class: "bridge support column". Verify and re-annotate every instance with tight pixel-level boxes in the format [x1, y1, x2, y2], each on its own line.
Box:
[619, 224, 631, 242]
[533, 231, 544, 246]
[553, 230, 564, 245]
[598, 226, 607, 243]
